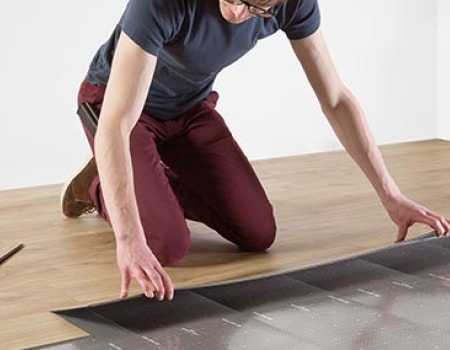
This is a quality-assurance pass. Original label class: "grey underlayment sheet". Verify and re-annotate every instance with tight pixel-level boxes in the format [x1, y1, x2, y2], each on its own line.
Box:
[33, 234, 450, 350]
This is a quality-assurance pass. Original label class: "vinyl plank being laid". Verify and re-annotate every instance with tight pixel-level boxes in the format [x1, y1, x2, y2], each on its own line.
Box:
[57, 291, 321, 350]
[44, 240, 450, 350]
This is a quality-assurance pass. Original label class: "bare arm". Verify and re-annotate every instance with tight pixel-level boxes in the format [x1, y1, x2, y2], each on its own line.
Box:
[95, 31, 173, 300]
[290, 29, 449, 241]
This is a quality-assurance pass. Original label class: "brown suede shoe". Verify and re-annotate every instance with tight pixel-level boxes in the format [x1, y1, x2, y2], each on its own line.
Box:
[61, 157, 98, 218]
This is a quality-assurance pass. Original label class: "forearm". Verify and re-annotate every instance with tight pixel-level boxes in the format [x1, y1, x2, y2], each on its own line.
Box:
[322, 87, 401, 206]
[94, 126, 146, 244]
[291, 31, 449, 241]
[91, 31, 156, 245]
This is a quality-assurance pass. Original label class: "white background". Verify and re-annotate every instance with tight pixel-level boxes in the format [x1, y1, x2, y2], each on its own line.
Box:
[0, 0, 447, 190]
[438, 0, 450, 139]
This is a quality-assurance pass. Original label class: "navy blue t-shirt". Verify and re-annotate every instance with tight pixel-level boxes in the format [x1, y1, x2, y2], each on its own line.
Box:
[86, 0, 321, 120]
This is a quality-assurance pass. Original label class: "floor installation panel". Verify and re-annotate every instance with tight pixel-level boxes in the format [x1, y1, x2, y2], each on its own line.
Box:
[35, 236, 450, 350]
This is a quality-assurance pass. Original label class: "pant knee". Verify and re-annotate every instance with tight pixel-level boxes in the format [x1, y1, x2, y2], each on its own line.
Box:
[238, 217, 277, 252]
[156, 245, 189, 266]
[153, 237, 190, 266]
[145, 226, 191, 266]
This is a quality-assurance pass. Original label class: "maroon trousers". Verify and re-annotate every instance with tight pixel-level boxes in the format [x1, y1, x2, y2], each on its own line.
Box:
[78, 80, 276, 265]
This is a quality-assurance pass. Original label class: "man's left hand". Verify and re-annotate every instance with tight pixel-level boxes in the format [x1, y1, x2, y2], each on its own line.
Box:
[384, 194, 450, 242]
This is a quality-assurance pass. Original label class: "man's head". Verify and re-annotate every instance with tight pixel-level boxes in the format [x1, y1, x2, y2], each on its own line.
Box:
[219, 0, 286, 24]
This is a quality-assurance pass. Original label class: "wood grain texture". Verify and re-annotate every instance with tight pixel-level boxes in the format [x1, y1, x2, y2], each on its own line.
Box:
[1, 139, 449, 349]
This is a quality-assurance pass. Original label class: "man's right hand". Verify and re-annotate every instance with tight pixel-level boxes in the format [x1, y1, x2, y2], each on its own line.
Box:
[116, 237, 174, 301]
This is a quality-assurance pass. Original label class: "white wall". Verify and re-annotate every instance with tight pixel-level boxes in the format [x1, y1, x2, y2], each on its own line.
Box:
[1, 0, 125, 190]
[217, 0, 438, 159]
[0, 0, 439, 190]
[437, 0, 450, 139]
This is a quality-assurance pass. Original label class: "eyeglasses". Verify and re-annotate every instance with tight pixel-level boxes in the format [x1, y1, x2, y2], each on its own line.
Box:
[223, 0, 280, 18]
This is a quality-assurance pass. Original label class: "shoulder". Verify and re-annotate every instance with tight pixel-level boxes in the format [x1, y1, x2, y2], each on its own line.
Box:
[121, 0, 189, 30]
[278, 0, 321, 40]
[123, 0, 187, 19]
[119, 0, 189, 54]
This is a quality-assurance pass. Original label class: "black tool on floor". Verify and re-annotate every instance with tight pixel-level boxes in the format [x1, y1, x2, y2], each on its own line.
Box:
[0, 243, 24, 266]
[77, 102, 99, 137]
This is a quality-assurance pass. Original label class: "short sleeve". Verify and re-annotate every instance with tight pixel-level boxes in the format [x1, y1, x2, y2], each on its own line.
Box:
[279, 0, 321, 40]
[119, 0, 184, 56]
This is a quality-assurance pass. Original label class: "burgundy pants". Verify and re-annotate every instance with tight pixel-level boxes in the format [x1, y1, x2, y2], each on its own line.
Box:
[77, 80, 276, 265]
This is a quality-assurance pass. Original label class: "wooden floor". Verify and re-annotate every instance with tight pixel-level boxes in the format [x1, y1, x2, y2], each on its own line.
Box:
[1, 139, 449, 349]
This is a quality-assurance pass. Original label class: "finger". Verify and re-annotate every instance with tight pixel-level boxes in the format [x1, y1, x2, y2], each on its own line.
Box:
[424, 211, 450, 235]
[395, 223, 408, 243]
[120, 269, 131, 299]
[444, 218, 450, 235]
[156, 265, 175, 300]
[436, 216, 450, 235]
[135, 269, 154, 299]
[437, 217, 450, 236]
[420, 215, 445, 236]
[143, 267, 165, 301]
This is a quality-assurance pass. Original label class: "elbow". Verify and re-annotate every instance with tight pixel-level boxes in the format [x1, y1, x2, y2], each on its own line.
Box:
[96, 113, 133, 145]
[94, 121, 129, 159]
[320, 86, 355, 120]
